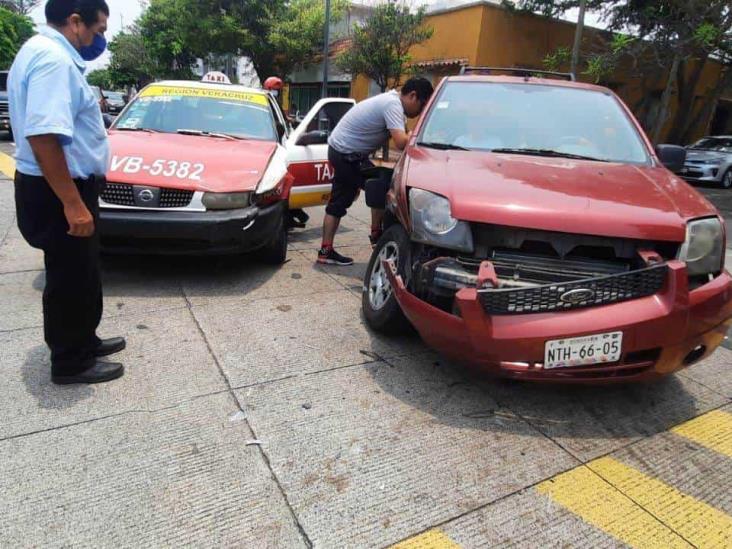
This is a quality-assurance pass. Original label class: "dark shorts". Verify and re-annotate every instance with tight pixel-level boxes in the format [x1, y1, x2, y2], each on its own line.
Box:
[325, 146, 374, 218]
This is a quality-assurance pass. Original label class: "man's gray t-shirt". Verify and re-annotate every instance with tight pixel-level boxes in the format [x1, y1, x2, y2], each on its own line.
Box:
[328, 90, 405, 154]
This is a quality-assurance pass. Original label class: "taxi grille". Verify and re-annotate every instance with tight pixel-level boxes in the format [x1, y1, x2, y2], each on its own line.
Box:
[101, 183, 194, 208]
[478, 264, 667, 315]
[101, 182, 135, 206]
[160, 187, 194, 208]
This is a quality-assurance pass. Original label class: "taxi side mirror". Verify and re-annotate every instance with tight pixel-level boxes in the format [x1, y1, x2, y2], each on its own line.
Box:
[296, 130, 328, 146]
[656, 144, 686, 173]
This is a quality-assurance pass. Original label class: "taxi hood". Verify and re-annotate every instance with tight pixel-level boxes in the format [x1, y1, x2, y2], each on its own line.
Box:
[106, 131, 278, 192]
[405, 147, 717, 243]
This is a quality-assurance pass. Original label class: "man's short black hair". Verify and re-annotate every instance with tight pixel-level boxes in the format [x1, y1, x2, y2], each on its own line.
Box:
[45, 0, 110, 27]
[401, 77, 434, 103]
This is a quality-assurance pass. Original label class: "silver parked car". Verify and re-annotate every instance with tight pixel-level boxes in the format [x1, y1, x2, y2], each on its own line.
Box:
[680, 136, 732, 189]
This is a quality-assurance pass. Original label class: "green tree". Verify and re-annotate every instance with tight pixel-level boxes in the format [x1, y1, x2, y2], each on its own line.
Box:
[134, 0, 341, 81]
[268, 0, 347, 77]
[0, 6, 34, 69]
[107, 25, 157, 88]
[515, 0, 732, 143]
[0, 0, 41, 16]
[337, 2, 434, 92]
[87, 68, 112, 89]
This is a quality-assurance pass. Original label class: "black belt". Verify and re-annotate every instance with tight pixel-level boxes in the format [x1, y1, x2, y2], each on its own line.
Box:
[330, 147, 369, 164]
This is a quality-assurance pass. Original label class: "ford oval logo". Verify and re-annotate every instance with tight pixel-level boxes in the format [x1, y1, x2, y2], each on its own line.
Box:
[138, 189, 154, 202]
[560, 288, 595, 304]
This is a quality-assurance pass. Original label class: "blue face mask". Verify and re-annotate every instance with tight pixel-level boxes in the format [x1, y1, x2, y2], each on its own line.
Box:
[80, 33, 107, 61]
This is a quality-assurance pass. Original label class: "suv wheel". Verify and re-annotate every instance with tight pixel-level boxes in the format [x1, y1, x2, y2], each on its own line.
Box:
[362, 224, 412, 334]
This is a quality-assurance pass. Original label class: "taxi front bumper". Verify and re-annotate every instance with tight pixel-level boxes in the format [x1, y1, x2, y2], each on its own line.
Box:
[386, 260, 732, 383]
[99, 200, 285, 255]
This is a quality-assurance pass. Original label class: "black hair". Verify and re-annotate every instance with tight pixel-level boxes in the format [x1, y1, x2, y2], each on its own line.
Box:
[45, 0, 110, 27]
[401, 77, 434, 103]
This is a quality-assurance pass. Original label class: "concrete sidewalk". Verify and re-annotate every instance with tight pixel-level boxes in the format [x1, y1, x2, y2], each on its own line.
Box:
[1, 145, 731, 547]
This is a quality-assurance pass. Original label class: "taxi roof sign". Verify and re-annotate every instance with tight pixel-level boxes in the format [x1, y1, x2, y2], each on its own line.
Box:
[202, 71, 231, 84]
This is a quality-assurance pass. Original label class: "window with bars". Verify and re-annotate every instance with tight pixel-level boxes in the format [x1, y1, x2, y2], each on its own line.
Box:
[289, 83, 351, 118]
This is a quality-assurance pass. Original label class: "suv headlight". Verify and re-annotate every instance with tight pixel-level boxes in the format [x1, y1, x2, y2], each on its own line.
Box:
[678, 217, 724, 276]
[202, 192, 252, 210]
[409, 188, 473, 252]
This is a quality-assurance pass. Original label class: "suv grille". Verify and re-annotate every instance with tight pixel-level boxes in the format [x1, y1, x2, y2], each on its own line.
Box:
[101, 183, 194, 208]
[478, 264, 667, 314]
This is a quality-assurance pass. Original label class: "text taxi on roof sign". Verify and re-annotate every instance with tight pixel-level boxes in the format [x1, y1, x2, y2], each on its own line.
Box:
[98, 77, 354, 263]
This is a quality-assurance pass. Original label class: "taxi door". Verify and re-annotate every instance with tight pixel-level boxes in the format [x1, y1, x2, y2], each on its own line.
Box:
[285, 98, 355, 209]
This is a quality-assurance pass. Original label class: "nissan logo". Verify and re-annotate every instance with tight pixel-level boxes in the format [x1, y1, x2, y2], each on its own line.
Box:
[138, 189, 154, 202]
[560, 288, 595, 304]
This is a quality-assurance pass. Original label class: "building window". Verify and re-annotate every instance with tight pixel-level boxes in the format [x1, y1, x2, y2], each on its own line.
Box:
[289, 83, 351, 116]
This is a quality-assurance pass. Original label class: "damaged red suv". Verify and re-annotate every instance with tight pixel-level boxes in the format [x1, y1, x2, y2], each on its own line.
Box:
[363, 69, 732, 382]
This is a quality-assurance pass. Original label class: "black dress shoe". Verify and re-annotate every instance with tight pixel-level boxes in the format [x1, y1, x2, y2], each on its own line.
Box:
[95, 337, 126, 357]
[52, 361, 124, 385]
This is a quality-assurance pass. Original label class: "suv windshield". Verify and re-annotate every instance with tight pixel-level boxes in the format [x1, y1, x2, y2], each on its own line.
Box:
[420, 82, 649, 164]
[113, 87, 277, 141]
[690, 137, 732, 152]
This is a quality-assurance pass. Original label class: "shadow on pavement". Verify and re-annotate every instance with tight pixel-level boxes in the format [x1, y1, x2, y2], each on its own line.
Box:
[21, 345, 94, 410]
[363, 325, 703, 448]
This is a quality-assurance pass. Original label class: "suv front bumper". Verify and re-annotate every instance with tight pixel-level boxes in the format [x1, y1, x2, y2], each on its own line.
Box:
[386, 260, 732, 383]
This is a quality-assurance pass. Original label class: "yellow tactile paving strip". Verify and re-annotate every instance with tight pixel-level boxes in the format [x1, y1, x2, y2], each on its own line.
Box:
[0, 150, 15, 179]
[395, 408, 732, 548]
[390, 529, 461, 549]
[537, 462, 691, 548]
[671, 409, 732, 458]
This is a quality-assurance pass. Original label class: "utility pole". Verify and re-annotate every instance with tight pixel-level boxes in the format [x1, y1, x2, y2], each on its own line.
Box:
[321, 0, 331, 99]
[570, 0, 587, 78]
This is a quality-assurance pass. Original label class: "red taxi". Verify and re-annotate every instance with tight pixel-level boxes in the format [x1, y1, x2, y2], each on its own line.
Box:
[100, 79, 353, 262]
[363, 68, 732, 383]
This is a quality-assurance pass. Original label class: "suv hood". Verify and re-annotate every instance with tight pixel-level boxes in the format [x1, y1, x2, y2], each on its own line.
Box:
[405, 148, 717, 242]
[107, 131, 278, 192]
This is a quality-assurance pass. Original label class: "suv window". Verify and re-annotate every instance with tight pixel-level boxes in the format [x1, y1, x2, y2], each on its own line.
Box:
[420, 82, 650, 164]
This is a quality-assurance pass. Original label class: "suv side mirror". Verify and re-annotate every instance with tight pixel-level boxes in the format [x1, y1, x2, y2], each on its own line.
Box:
[656, 144, 686, 173]
[296, 130, 328, 146]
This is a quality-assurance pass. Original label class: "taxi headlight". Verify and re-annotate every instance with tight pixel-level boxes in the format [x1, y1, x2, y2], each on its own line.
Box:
[409, 188, 473, 252]
[678, 217, 724, 276]
[202, 192, 252, 210]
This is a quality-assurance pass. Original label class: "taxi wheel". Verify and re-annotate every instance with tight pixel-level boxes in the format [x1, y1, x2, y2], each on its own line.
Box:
[362, 224, 412, 334]
[260, 215, 288, 265]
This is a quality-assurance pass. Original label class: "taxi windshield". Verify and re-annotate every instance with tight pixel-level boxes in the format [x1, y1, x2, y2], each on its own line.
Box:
[113, 87, 277, 141]
[419, 82, 650, 164]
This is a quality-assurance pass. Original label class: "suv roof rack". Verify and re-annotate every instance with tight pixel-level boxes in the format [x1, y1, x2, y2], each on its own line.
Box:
[458, 66, 576, 81]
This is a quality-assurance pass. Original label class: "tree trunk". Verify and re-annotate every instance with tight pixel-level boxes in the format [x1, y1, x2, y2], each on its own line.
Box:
[571, 0, 587, 77]
[681, 67, 732, 143]
[652, 54, 682, 145]
[667, 56, 707, 143]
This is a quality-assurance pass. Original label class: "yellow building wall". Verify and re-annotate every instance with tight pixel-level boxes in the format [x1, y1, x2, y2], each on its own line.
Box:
[411, 5, 485, 67]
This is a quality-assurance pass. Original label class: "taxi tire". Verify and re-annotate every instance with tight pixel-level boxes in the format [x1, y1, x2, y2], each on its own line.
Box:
[260, 215, 288, 265]
[362, 224, 412, 335]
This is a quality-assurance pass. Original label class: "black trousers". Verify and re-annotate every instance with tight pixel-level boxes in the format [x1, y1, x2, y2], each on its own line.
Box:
[325, 146, 373, 218]
[14, 172, 103, 375]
